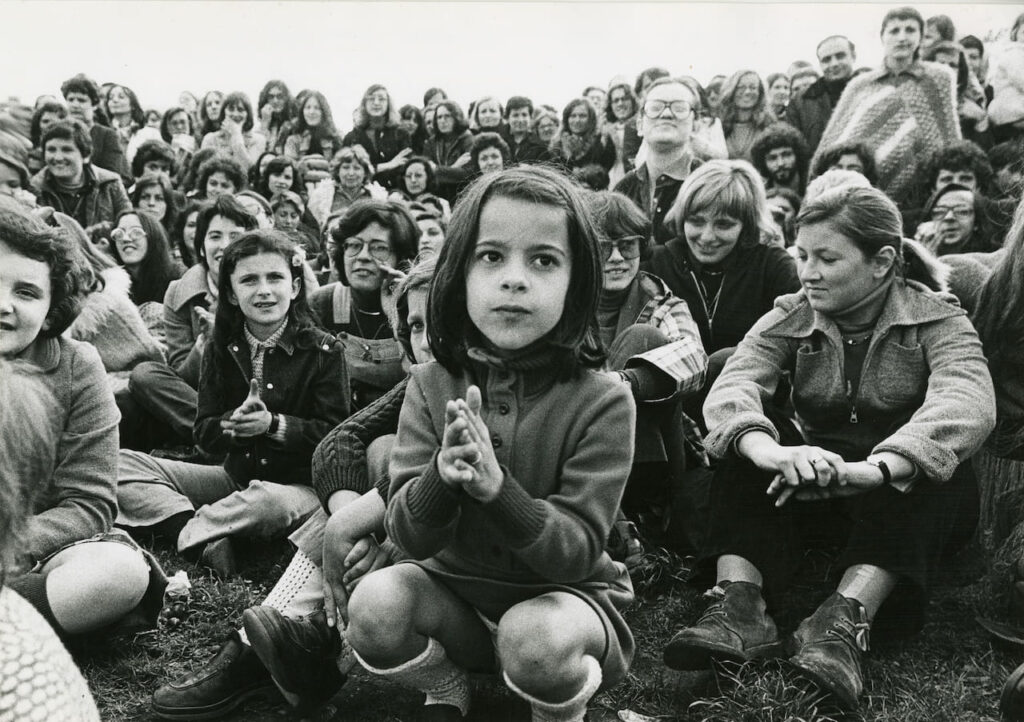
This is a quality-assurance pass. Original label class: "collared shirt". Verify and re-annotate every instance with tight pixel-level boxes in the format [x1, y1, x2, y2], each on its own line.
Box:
[243, 319, 289, 443]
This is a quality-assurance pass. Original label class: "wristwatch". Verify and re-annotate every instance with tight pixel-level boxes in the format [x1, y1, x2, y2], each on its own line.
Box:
[866, 457, 916, 494]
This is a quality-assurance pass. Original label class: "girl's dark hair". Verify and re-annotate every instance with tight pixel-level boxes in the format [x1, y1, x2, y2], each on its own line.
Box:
[181, 147, 217, 193]
[393, 256, 436, 362]
[560, 98, 597, 136]
[423, 87, 447, 107]
[110, 210, 181, 304]
[470, 132, 511, 167]
[249, 151, 276, 188]
[925, 14, 955, 42]
[430, 100, 469, 136]
[199, 90, 224, 137]
[584, 190, 652, 255]
[257, 80, 294, 130]
[0, 196, 87, 337]
[130, 172, 179, 231]
[605, 81, 638, 124]
[399, 156, 438, 196]
[399, 104, 428, 151]
[329, 200, 419, 285]
[257, 155, 304, 200]
[211, 230, 320, 369]
[131, 139, 178, 180]
[797, 184, 946, 291]
[218, 91, 255, 132]
[159, 106, 194, 143]
[197, 155, 248, 198]
[105, 84, 146, 129]
[172, 199, 201, 267]
[812, 140, 878, 186]
[30, 101, 67, 147]
[974, 195, 1024, 369]
[193, 195, 260, 269]
[291, 90, 341, 151]
[52, 211, 115, 295]
[920, 182, 992, 251]
[428, 165, 605, 380]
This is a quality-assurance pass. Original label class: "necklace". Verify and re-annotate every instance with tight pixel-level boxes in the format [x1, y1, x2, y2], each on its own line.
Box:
[842, 331, 873, 346]
[689, 268, 725, 334]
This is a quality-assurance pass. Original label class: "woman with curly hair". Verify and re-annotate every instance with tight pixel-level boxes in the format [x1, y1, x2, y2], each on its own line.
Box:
[194, 154, 248, 201]
[719, 70, 775, 161]
[422, 99, 475, 202]
[342, 84, 413, 190]
[550, 97, 616, 174]
[283, 90, 341, 162]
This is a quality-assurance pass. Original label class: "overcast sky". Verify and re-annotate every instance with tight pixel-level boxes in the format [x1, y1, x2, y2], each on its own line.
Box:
[2, 2, 1019, 125]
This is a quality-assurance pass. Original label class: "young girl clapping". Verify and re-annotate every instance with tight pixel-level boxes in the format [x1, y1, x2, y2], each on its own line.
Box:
[346, 166, 637, 722]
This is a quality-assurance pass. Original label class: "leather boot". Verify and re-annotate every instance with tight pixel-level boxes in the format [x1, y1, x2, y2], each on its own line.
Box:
[663, 581, 783, 670]
[151, 632, 276, 719]
[242, 606, 346, 712]
[1001, 661, 1024, 720]
[789, 593, 870, 710]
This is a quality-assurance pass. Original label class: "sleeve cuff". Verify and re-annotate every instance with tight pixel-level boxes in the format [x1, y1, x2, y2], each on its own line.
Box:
[404, 452, 461, 526]
[482, 468, 547, 547]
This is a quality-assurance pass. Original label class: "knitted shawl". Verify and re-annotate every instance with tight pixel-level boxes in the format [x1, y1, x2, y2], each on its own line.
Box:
[813, 61, 960, 208]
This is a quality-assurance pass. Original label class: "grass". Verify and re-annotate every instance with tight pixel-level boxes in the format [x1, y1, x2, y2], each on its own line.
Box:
[78, 537, 1021, 721]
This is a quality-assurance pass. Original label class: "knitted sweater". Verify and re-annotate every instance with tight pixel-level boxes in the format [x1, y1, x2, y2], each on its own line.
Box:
[17, 337, 120, 564]
[0, 588, 99, 721]
[813, 61, 960, 208]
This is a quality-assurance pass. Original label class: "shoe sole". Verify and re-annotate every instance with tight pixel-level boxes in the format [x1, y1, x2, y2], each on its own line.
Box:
[1002, 662, 1024, 720]
[788, 657, 859, 711]
[663, 637, 785, 671]
[151, 683, 278, 720]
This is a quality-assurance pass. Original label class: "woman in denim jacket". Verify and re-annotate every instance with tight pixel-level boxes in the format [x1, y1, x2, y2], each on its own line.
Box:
[663, 184, 995, 712]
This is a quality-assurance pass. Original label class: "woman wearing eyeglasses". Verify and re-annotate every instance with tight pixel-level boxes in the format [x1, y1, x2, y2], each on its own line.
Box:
[110, 209, 183, 306]
[915, 183, 1000, 256]
[310, 200, 419, 410]
[587, 190, 708, 555]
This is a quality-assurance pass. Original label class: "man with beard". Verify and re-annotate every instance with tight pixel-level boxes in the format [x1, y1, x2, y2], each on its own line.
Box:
[786, 35, 857, 154]
[751, 123, 810, 196]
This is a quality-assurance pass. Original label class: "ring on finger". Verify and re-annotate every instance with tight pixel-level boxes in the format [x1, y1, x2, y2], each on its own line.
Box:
[469, 450, 482, 465]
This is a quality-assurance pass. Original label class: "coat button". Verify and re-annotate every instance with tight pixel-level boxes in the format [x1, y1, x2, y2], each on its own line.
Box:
[491, 435, 502, 448]
[498, 403, 510, 415]
[260, 458, 268, 466]
[266, 382, 274, 390]
[323, 344, 330, 350]
[231, 345, 239, 352]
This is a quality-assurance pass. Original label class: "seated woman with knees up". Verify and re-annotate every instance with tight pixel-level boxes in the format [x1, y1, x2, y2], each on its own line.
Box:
[663, 184, 995, 712]
[116, 231, 349, 576]
[0, 196, 160, 639]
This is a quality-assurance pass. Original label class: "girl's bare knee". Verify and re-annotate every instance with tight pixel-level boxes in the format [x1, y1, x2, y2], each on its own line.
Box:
[347, 567, 415, 652]
[498, 599, 582, 689]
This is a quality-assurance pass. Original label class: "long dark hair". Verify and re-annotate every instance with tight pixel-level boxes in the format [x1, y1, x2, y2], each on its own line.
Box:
[211, 231, 320, 370]
[110, 210, 182, 304]
[974, 195, 1024, 369]
[257, 80, 294, 131]
[427, 166, 605, 380]
[291, 90, 340, 152]
[130, 172, 179, 231]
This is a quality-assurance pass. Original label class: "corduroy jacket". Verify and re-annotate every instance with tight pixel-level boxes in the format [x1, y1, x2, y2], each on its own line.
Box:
[704, 280, 996, 483]
[30, 164, 130, 232]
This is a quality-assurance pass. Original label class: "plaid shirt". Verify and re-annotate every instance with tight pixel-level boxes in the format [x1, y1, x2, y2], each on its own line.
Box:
[627, 272, 710, 466]
[243, 320, 289, 443]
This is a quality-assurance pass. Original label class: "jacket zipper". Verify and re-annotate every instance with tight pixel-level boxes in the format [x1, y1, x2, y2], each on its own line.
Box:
[846, 379, 859, 424]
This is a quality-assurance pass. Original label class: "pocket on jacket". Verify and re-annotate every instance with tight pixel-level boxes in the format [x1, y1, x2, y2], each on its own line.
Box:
[875, 343, 927, 405]
[792, 345, 833, 408]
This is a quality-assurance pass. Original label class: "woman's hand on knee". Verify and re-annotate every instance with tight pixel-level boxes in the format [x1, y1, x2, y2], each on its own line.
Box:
[342, 536, 391, 588]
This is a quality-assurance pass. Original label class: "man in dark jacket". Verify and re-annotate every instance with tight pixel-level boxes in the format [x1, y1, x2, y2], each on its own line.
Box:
[30, 119, 130, 237]
[61, 73, 132, 184]
[501, 96, 554, 165]
[786, 35, 857, 154]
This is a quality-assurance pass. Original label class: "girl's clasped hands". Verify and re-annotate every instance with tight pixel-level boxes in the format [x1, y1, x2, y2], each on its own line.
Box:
[221, 379, 272, 438]
[437, 384, 503, 502]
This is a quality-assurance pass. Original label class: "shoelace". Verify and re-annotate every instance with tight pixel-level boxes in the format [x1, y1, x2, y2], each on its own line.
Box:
[828, 607, 871, 654]
[695, 585, 728, 623]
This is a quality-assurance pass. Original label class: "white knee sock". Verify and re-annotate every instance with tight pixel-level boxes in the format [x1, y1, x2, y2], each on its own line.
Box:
[354, 636, 470, 716]
[236, 550, 322, 647]
[504, 654, 602, 722]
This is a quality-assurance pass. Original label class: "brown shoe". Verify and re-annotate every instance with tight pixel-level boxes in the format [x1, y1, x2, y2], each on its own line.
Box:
[663, 581, 783, 670]
[789, 593, 870, 710]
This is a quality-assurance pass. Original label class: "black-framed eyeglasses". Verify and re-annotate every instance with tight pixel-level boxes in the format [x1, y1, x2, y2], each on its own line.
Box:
[643, 100, 693, 119]
[111, 227, 147, 243]
[929, 206, 974, 221]
[599, 236, 643, 261]
[343, 239, 393, 261]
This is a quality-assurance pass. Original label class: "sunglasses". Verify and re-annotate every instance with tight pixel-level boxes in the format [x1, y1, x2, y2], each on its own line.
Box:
[599, 236, 643, 261]
[111, 227, 147, 243]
